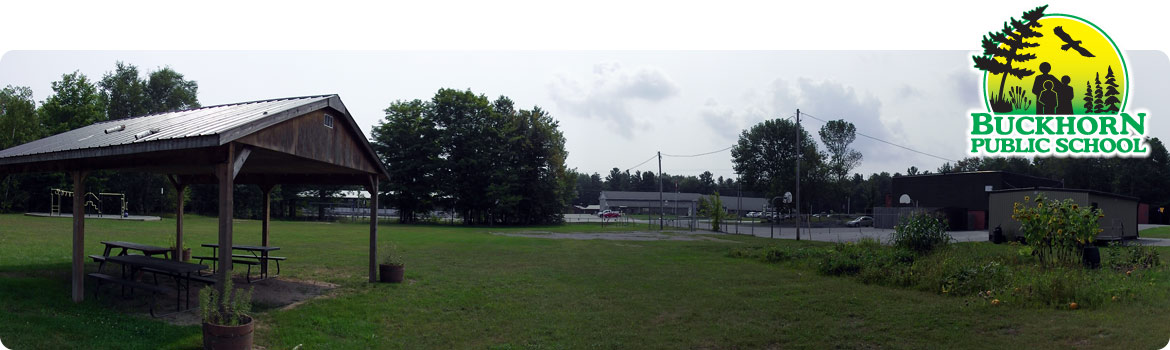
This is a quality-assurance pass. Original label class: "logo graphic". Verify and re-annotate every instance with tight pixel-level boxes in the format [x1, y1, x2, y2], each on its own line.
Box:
[968, 5, 1148, 156]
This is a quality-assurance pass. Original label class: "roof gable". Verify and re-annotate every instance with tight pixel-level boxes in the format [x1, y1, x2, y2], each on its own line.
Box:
[0, 95, 388, 180]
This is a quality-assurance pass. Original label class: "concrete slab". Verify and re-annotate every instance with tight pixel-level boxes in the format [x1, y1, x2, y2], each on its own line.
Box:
[24, 212, 161, 221]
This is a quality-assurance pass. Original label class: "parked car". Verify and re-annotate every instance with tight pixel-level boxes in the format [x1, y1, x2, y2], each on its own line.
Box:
[600, 211, 621, 218]
[598, 210, 613, 217]
[845, 216, 873, 227]
[746, 211, 760, 218]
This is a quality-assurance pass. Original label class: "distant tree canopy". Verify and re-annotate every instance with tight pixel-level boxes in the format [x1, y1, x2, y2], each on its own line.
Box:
[372, 88, 573, 225]
[731, 117, 823, 201]
[0, 63, 209, 215]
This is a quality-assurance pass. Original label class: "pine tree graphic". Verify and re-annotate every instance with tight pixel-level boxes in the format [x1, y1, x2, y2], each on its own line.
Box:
[1083, 80, 1094, 113]
[1102, 66, 1121, 113]
[1093, 73, 1104, 113]
[971, 5, 1047, 113]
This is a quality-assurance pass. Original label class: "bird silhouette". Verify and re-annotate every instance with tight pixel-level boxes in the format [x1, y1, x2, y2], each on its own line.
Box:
[1053, 26, 1095, 57]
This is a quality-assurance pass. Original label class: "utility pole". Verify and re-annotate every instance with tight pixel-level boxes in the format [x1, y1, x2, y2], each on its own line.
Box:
[737, 177, 742, 235]
[795, 109, 801, 241]
[658, 151, 664, 230]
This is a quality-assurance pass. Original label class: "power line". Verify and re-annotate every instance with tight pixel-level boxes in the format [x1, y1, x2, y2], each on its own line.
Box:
[617, 114, 791, 172]
[660, 114, 793, 158]
[799, 111, 958, 163]
[623, 154, 658, 172]
[662, 145, 733, 158]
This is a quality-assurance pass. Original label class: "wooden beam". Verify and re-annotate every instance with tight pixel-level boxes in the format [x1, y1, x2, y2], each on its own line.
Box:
[71, 171, 87, 302]
[232, 146, 252, 180]
[215, 148, 235, 305]
[368, 175, 378, 283]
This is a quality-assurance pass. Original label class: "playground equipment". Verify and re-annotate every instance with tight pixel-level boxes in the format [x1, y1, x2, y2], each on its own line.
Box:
[50, 189, 128, 217]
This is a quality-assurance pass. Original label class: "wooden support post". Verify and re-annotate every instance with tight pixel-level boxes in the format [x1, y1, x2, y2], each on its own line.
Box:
[215, 148, 236, 301]
[260, 183, 274, 278]
[71, 171, 87, 303]
[169, 175, 187, 262]
[260, 184, 274, 247]
[366, 176, 378, 283]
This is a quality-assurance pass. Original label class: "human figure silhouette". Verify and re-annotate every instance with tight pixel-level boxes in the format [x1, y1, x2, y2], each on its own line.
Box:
[1038, 80, 1057, 114]
[1057, 75, 1075, 114]
[1032, 62, 1059, 114]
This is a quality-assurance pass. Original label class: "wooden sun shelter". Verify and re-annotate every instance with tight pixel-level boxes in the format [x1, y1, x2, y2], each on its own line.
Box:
[0, 95, 390, 302]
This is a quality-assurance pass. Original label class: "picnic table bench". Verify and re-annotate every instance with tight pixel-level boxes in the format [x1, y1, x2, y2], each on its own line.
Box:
[96, 254, 208, 317]
[198, 244, 284, 282]
[93, 241, 172, 273]
[87, 272, 174, 317]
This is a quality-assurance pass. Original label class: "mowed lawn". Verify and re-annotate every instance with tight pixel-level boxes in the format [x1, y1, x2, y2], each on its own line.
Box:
[1, 214, 1169, 349]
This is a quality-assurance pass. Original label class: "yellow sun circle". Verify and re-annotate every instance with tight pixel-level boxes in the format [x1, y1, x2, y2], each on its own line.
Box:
[983, 15, 1126, 115]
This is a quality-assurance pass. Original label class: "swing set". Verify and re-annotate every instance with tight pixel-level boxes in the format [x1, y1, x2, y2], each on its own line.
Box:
[50, 189, 128, 217]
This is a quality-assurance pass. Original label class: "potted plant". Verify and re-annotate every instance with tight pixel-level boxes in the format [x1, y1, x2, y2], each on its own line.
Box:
[379, 243, 405, 283]
[199, 278, 254, 350]
[166, 237, 192, 261]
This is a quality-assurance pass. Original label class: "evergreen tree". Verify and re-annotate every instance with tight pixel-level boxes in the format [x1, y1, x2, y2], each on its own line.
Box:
[1102, 66, 1121, 113]
[1093, 73, 1104, 113]
[971, 5, 1047, 112]
[1082, 80, 1093, 113]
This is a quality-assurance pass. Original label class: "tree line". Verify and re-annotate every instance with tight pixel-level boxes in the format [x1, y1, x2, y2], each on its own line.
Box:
[1, 68, 577, 225]
[0, 63, 204, 216]
[726, 116, 1170, 215]
[371, 88, 574, 225]
[568, 169, 752, 206]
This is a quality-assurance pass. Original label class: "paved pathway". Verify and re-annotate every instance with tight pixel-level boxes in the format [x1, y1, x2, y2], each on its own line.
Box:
[562, 214, 1170, 246]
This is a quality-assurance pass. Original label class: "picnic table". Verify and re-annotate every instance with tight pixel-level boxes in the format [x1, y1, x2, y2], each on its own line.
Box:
[198, 244, 284, 282]
[91, 241, 172, 272]
[97, 255, 208, 316]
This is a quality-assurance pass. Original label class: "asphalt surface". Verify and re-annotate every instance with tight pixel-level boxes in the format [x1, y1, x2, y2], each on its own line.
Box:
[563, 214, 1170, 246]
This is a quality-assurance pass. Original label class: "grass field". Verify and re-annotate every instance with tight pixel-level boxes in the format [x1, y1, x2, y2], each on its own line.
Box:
[1140, 226, 1170, 239]
[1, 214, 1169, 349]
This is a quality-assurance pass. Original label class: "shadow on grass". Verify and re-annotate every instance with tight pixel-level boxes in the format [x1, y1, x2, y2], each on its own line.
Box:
[0, 264, 201, 349]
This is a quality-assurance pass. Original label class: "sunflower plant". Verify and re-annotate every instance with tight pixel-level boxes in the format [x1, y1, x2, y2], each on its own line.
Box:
[1012, 194, 1104, 268]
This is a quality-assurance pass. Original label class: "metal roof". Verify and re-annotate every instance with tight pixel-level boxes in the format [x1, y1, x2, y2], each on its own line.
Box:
[0, 94, 389, 181]
[989, 187, 1139, 201]
[0, 95, 332, 160]
[600, 191, 768, 211]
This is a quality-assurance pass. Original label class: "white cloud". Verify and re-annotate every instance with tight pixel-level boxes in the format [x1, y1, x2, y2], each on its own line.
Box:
[549, 62, 680, 137]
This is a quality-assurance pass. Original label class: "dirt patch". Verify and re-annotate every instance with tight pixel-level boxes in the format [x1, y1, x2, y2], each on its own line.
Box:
[96, 275, 336, 326]
[490, 231, 739, 243]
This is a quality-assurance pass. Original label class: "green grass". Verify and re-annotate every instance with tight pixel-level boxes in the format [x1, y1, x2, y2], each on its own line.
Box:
[2, 214, 1170, 349]
[1140, 226, 1170, 239]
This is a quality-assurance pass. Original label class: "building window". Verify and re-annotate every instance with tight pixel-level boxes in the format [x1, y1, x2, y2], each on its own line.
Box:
[324, 114, 334, 128]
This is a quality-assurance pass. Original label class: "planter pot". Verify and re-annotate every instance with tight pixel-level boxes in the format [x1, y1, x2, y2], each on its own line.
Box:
[1082, 245, 1101, 269]
[379, 264, 405, 283]
[202, 316, 253, 350]
[171, 247, 193, 262]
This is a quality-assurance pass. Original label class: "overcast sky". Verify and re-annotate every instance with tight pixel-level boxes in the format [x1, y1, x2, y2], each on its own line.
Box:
[1, 50, 1168, 180]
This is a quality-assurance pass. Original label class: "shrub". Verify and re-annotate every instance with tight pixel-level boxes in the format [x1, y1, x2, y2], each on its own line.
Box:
[891, 212, 950, 255]
[726, 237, 1168, 309]
[1106, 242, 1161, 271]
[698, 192, 728, 232]
[381, 242, 404, 266]
[1012, 193, 1104, 267]
[199, 278, 253, 326]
